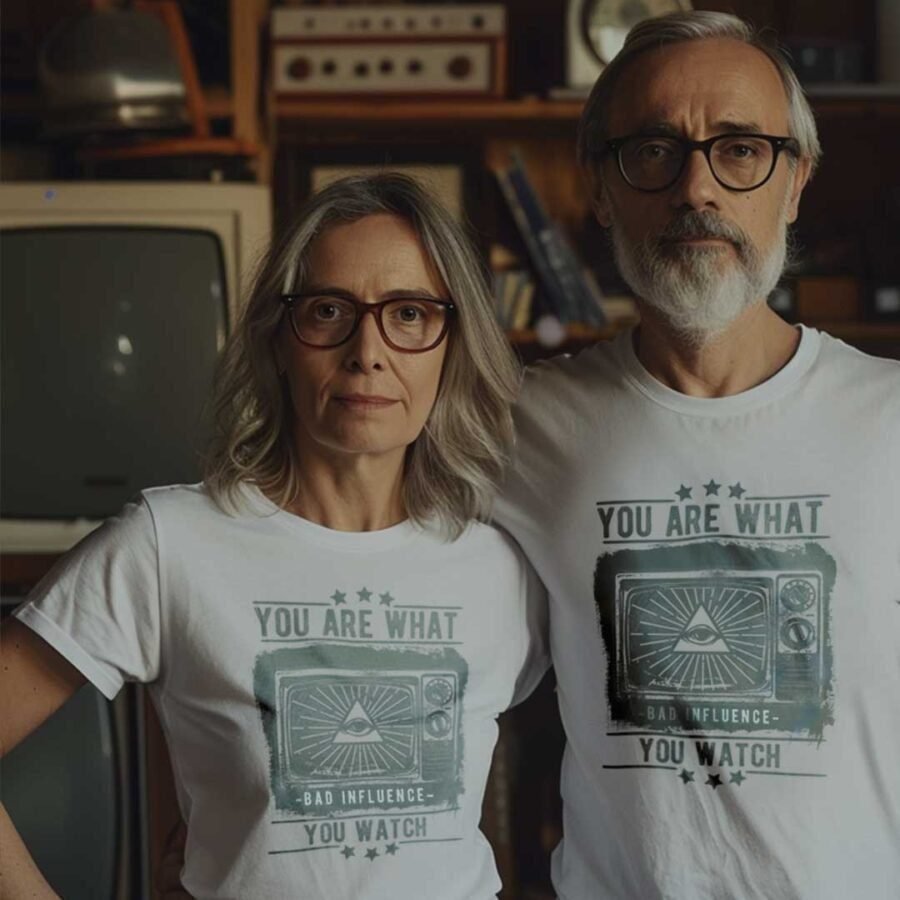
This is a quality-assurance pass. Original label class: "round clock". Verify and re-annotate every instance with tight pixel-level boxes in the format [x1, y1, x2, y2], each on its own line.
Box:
[579, 0, 693, 67]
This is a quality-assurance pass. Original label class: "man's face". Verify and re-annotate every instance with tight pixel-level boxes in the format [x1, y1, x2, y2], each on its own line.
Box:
[591, 38, 811, 341]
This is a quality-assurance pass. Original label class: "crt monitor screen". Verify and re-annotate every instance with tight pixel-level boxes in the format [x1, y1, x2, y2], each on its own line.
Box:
[1, 226, 227, 519]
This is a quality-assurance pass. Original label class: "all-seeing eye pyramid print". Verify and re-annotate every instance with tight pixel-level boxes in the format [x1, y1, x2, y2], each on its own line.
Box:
[623, 578, 770, 694]
[286, 679, 419, 780]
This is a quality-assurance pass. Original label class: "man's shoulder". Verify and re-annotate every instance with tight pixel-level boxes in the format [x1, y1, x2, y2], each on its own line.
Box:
[815, 331, 900, 392]
[520, 338, 622, 404]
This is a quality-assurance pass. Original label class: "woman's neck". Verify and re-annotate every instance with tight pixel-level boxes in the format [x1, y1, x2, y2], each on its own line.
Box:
[283, 449, 407, 532]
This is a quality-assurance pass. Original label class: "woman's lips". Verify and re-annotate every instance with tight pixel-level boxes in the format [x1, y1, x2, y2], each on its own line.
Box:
[333, 393, 398, 409]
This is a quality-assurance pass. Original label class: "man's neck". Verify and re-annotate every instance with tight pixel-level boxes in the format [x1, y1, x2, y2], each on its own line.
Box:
[634, 302, 801, 398]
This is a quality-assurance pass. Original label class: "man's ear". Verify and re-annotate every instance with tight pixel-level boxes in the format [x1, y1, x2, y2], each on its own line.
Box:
[785, 156, 812, 224]
[585, 166, 613, 228]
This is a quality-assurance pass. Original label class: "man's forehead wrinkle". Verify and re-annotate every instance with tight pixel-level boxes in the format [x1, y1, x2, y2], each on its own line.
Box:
[610, 38, 791, 136]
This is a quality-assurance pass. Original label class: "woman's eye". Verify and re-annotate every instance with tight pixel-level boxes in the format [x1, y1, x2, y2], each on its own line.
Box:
[394, 305, 425, 323]
[313, 303, 338, 320]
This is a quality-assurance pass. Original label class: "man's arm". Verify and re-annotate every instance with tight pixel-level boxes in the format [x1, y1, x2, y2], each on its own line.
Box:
[0, 618, 87, 899]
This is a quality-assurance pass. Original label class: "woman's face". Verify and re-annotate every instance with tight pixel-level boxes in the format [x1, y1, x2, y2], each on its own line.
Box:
[277, 213, 450, 467]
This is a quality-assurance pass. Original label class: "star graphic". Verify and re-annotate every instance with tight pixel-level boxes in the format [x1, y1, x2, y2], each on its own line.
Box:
[679, 768, 695, 784]
[358, 587, 373, 602]
[385, 843, 399, 856]
[730, 770, 746, 786]
[706, 773, 723, 790]
[729, 482, 747, 499]
[331, 590, 347, 605]
[340, 845, 355, 859]
[365, 847, 379, 861]
[379, 592, 395, 606]
[703, 479, 721, 496]
[676, 484, 693, 501]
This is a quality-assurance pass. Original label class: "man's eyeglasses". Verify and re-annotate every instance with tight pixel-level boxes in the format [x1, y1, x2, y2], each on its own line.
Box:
[281, 293, 455, 353]
[601, 133, 800, 193]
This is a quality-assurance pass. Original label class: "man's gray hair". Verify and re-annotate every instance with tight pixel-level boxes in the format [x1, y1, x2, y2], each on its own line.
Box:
[204, 172, 520, 539]
[577, 10, 822, 175]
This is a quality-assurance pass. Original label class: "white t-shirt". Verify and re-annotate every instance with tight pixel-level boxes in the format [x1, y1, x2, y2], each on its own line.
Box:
[15, 484, 549, 900]
[496, 326, 900, 900]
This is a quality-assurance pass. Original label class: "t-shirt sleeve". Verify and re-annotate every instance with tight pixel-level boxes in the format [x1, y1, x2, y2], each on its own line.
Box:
[508, 540, 551, 707]
[12, 497, 162, 701]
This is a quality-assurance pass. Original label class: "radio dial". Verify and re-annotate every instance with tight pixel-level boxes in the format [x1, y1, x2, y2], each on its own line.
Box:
[780, 578, 816, 612]
[424, 677, 454, 707]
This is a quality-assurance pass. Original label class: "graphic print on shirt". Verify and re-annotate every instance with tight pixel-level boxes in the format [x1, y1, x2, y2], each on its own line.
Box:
[593, 481, 835, 790]
[253, 587, 467, 861]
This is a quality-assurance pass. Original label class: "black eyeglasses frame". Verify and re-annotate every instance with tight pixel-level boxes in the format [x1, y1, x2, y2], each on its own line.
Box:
[280, 293, 456, 353]
[601, 132, 801, 193]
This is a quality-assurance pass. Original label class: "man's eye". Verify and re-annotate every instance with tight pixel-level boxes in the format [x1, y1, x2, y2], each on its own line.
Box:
[720, 141, 761, 159]
[636, 142, 675, 159]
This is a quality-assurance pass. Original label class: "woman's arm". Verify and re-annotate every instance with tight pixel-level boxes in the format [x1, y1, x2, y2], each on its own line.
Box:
[0, 618, 87, 899]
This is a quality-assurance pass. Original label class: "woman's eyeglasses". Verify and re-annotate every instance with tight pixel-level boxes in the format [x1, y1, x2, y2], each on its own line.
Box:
[281, 293, 455, 353]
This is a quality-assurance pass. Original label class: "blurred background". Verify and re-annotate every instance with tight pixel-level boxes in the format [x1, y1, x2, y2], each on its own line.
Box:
[1, 1, 898, 898]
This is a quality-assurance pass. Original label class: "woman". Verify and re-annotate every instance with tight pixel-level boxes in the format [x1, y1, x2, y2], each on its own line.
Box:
[0, 174, 548, 899]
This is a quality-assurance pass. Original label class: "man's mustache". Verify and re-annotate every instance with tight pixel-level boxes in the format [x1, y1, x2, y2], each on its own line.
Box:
[655, 211, 754, 262]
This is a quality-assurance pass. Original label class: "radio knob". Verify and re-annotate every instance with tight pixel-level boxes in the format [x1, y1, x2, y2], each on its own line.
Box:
[781, 617, 816, 650]
[425, 710, 452, 738]
[379, 59, 394, 75]
[448, 56, 472, 80]
[354, 61, 370, 78]
[288, 57, 312, 81]
[408, 59, 424, 75]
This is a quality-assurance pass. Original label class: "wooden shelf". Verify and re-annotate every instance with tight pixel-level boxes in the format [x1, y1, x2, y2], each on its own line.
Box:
[274, 94, 900, 127]
[275, 97, 582, 124]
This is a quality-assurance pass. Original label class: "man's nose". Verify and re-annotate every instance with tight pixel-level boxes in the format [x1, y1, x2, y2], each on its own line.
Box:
[669, 148, 720, 210]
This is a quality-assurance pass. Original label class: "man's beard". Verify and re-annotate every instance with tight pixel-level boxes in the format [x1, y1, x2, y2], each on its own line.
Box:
[609, 206, 790, 345]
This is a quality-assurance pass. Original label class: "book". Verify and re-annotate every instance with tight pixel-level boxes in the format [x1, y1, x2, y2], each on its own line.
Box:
[496, 151, 606, 327]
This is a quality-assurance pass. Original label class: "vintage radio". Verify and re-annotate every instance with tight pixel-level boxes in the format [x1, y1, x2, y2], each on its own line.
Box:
[271, 4, 506, 98]
[257, 645, 466, 816]
[597, 544, 834, 736]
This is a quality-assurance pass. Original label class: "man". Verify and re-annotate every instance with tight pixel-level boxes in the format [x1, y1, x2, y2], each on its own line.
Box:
[496, 10, 900, 899]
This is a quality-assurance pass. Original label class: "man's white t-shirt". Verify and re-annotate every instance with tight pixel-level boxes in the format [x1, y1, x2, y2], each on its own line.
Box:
[496, 326, 900, 900]
[15, 484, 549, 900]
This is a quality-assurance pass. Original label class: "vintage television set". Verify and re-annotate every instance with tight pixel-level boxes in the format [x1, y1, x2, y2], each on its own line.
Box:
[255, 645, 467, 819]
[0, 181, 271, 899]
[597, 543, 835, 738]
[0, 181, 271, 550]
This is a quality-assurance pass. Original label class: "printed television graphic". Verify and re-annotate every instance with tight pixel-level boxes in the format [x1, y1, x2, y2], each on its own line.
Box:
[595, 543, 835, 737]
[256, 645, 467, 816]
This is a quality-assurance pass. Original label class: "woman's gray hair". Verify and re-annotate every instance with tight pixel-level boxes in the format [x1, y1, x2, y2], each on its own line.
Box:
[203, 172, 520, 539]
[577, 10, 822, 176]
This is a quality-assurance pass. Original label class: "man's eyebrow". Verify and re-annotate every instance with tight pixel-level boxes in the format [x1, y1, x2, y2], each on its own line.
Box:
[710, 119, 765, 134]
